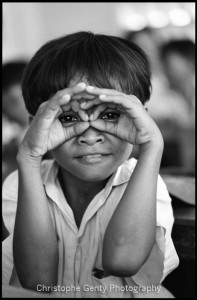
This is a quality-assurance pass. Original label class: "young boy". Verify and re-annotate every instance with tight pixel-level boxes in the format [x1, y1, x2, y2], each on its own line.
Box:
[2, 31, 179, 298]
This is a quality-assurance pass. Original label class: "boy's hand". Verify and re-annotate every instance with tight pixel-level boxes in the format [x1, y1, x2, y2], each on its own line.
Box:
[82, 86, 163, 148]
[19, 83, 91, 161]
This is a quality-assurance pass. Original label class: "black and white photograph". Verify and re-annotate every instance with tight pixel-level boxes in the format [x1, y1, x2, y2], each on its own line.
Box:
[2, 2, 195, 298]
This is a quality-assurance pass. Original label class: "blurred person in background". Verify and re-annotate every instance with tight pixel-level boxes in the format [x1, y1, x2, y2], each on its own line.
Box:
[2, 61, 29, 183]
[125, 30, 195, 174]
[159, 39, 195, 174]
[2, 61, 29, 241]
[160, 39, 195, 120]
[2, 61, 54, 184]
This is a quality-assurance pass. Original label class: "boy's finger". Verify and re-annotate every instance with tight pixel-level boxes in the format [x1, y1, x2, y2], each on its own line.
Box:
[90, 119, 117, 136]
[86, 86, 123, 96]
[80, 97, 101, 110]
[89, 104, 107, 121]
[58, 82, 87, 97]
[45, 83, 92, 114]
[98, 94, 142, 110]
[69, 82, 87, 94]
[71, 100, 81, 112]
[44, 94, 71, 117]
[64, 121, 90, 140]
[36, 94, 71, 125]
[72, 92, 96, 100]
[48, 82, 87, 104]
[42, 86, 89, 118]
[61, 103, 72, 112]
[37, 83, 87, 117]
[78, 109, 89, 121]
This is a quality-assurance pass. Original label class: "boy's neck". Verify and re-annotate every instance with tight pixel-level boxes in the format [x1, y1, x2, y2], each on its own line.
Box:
[58, 168, 109, 228]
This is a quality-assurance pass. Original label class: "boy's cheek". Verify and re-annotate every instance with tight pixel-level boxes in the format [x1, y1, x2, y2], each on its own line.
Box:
[115, 143, 133, 166]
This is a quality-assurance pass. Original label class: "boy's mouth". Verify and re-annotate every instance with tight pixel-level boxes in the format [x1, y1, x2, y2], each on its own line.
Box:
[75, 153, 111, 163]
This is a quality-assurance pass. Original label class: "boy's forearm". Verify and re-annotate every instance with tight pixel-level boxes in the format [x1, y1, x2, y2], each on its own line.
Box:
[13, 151, 58, 290]
[103, 140, 164, 276]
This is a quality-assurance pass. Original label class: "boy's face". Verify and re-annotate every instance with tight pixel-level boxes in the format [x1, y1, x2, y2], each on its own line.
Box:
[52, 78, 133, 182]
[53, 128, 133, 182]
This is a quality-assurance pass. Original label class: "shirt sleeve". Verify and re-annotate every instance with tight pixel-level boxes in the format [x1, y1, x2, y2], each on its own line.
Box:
[156, 174, 180, 282]
[2, 160, 52, 235]
[2, 234, 14, 285]
[2, 171, 19, 234]
[128, 174, 180, 287]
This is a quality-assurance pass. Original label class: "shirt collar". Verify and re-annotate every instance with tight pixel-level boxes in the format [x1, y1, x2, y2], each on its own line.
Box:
[112, 158, 137, 186]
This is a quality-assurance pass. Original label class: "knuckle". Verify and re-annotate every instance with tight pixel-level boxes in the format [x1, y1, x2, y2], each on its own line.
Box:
[39, 101, 47, 109]
[37, 101, 48, 114]
[133, 96, 141, 103]
[56, 90, 65, 97]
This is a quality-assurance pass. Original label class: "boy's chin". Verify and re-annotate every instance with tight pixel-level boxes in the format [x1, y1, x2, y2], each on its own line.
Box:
[75, 170, 112, 183]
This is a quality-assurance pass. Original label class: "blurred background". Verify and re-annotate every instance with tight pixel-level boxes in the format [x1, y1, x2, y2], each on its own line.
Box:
[2, 2, 196, 298]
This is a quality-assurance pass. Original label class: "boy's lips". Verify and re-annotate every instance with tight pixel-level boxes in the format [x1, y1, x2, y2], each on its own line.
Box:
[74, 152, 112, 163]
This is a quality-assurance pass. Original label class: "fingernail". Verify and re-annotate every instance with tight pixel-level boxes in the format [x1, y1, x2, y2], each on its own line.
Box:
[86, 86, 95, 90]
[63, 94, 71, 100]
[90, 114, 94, 121]
[100, 95, 107, 99]
[77, 82, 86, 87]
[84, 113, 89, 121]
[81, 101, 87, 107]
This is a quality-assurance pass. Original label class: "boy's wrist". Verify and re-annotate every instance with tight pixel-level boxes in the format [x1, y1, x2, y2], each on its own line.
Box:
[17, 145, 43, 169]
[138, 137, 164, 157]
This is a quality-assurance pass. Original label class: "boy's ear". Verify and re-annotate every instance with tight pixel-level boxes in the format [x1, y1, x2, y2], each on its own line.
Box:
[28, 115, 34, 125]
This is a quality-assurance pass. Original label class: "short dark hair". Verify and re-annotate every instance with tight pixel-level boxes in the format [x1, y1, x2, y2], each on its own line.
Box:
[22, 31, 152, 116]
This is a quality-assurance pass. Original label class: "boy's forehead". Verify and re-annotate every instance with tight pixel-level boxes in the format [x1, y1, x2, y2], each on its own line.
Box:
[68, 75, 89, 87]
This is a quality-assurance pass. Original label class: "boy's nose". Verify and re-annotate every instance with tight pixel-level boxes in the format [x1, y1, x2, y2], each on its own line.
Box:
[78, 127, 105, 146]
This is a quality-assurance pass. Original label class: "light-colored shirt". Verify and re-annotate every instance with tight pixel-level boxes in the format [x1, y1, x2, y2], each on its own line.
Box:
[2, 158, 179, 298]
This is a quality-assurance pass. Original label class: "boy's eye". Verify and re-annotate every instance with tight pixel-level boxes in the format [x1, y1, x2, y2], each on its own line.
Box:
[59, 113, 79, 125]
[100, 111, 121, 121]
